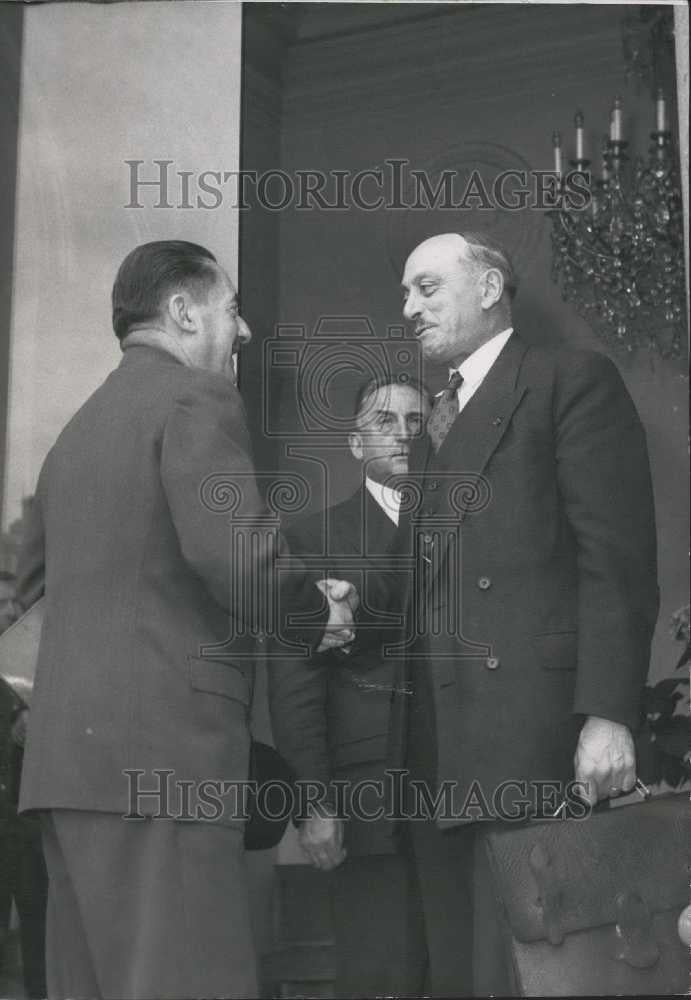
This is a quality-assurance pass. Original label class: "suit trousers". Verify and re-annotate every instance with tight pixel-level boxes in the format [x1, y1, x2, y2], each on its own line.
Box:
[406, 654, 513, 997]
[329, 851, 426, 997]
[407, 817, 514, 997]
[40, 809, 258, 1000]
[0, 813, 48, 998]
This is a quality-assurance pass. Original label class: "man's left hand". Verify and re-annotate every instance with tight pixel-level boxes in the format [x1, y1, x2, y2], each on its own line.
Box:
[574, 714, 636, 805]
[298, 808, 347, 871]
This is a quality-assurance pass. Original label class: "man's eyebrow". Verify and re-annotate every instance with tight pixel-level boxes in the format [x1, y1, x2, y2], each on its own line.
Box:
[401, 272, 436, 289]
[369, 407, 425, 419]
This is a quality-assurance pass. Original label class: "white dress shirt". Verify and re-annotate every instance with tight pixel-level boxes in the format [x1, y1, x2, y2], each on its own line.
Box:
[365, 476, 401, 526]
[442, 327, 514, 413]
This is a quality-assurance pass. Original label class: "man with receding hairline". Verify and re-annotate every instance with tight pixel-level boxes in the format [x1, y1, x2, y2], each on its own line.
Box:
[14, 240, 357, 999]
[399, 231, 658, 995]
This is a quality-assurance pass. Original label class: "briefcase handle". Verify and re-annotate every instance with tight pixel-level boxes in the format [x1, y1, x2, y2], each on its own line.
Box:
[550, 777, 651, 818]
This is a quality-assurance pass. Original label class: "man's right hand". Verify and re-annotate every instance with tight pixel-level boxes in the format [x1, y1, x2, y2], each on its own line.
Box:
[315, 578, 358, 653]
[298, 806, 347, 871]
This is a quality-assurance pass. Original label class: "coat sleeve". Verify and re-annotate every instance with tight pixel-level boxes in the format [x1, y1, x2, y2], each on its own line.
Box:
[160, 373, 326, 647]
[268, 514, 332, 788]
[554, 351, 659, 730]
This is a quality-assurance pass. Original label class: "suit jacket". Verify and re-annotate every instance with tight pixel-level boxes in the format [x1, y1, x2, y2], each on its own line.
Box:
[406, 333, 659, 826]
[273, 487, 410, 854]
[16, 344, 322, 824]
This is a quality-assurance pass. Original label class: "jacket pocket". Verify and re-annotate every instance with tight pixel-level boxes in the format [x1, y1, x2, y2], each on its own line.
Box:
[532, 631, 578, 670]
[188, 656, 251, 704]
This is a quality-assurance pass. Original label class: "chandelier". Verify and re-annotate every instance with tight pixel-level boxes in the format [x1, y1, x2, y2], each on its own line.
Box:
[549, 91, 685, 359]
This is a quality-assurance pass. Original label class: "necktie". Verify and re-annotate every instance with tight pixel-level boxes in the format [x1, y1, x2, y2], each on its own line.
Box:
[427, 371, 464, 452]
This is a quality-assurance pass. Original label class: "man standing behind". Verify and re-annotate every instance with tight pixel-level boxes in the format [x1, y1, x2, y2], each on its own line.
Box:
[400, 231, 659, 995]
[14, 240, 356, 1000]
[273, 377, 431, 997]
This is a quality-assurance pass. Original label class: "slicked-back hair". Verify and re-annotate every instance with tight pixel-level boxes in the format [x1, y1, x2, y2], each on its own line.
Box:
[459, 230, 518, 300]
[111, 240, 219, 341]
[353, 375, 432, 427]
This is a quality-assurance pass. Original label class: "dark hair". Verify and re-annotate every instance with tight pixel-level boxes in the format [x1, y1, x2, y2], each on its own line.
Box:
[111, 240, 219, 341]
[353, 375, 432, 424]
[458, 230, 518, 300]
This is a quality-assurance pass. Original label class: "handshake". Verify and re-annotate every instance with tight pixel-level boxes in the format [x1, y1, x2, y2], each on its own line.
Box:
[315, 578, 359, 654]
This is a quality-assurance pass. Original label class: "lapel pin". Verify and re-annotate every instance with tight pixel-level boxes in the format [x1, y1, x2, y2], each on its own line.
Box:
[492, 416, 503, 426]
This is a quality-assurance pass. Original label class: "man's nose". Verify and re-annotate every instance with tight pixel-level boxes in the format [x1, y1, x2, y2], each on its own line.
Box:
[396, 417, 413, 440]
[402, 289, 421, 321]
[237, 316, 252, 345]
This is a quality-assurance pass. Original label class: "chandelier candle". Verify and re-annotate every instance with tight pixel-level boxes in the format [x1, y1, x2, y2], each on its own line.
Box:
[575, 111, 585, 162]
[552, 131, 563, 179]
[610, 96, 623, 142]
[655, 89, 666, 132]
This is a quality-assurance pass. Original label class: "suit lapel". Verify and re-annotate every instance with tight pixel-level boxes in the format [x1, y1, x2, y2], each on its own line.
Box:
[426, 334, 529, 519]
[364, 488, 399, 554]
[415, 335, 530, 600]
[334, 486, 398, 556]
[409, 431, 432, 474]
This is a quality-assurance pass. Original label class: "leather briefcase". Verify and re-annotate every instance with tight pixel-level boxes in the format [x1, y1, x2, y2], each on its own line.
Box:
[482, 794, 690, 996]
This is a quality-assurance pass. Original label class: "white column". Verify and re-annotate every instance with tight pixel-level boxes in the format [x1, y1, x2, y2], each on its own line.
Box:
[3, 0, 243, 529]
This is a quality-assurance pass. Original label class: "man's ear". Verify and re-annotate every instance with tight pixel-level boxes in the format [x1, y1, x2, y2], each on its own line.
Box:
[166, 291, 196, 332]
[348, 431, 364, 461]
[480, 267, 504, 310]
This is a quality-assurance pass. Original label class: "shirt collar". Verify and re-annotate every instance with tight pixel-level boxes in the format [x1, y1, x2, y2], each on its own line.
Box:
[121, 327, 192, 368]
[365, 476, 401, 525]
[451, 327, 514, 388]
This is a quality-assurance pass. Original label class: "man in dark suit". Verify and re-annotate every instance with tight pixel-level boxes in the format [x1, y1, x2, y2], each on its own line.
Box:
[14, 240, 357, 1000]
[274, 377, 431, 996]
[399, 231, 659, 994]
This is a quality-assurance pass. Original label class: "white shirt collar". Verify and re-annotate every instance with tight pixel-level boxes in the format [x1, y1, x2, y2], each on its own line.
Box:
[451, 327, 513, 389]
[365, 476, 401, 526]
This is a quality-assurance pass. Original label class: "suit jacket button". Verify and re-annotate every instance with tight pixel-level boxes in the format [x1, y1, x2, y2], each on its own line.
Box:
[485, 657, 500, 670]
[477, 576, 492, 590]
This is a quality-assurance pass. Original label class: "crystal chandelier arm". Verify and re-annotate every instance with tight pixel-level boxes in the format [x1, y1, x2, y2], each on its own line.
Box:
[549, 83, 684, 356]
